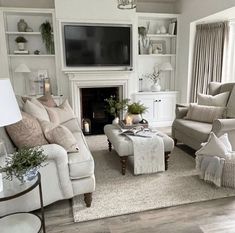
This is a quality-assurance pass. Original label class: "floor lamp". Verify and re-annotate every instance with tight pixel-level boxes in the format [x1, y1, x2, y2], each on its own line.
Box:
[0, 79, 22, 192]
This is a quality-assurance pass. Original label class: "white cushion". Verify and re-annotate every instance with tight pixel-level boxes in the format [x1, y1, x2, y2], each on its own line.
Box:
[68, 132, 94, 179]
[198, 92, 230, 107]
[196, 132, 230, 159]
[23, 99, 50, 121]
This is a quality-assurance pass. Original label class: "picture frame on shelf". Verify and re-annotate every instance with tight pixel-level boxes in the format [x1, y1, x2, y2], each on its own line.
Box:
[37, 70, 48, 79]
[152, 40, 166, 54]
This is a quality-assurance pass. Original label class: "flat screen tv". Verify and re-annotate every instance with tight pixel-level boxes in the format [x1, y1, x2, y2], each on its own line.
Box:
[63, 24, 132, 68]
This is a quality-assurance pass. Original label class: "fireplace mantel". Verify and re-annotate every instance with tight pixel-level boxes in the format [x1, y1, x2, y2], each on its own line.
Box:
[67, 72, 132, 125]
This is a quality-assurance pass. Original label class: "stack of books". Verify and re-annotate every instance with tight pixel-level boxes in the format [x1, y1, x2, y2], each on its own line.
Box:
[14, 50, 29, 54]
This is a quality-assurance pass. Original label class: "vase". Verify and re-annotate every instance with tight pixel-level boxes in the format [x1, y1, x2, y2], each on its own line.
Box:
[130, 114, 142, 124]
[23, 168, 38, 183]
[17, 42, 25, 51]
[160, 25, 167, 34]
[112, 117, 119, 125]
[151, 81, 161, 92]
[17, 19, 28, 32]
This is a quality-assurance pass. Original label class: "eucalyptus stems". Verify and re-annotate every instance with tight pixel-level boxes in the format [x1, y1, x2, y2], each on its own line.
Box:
[40, 21, 54, 54]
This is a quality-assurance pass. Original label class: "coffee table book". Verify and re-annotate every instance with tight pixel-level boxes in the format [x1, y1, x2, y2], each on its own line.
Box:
[119, 120, 148, 129]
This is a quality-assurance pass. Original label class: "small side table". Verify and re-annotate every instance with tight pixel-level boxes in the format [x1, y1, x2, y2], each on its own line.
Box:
[0, 173, 46, 233]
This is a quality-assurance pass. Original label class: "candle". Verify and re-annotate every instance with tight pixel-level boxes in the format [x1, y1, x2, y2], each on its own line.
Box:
[0, 173, 3, 192]
[126, 116, 132, 126]
[84, 122, 89, 133]
[44, 83, 50, 92]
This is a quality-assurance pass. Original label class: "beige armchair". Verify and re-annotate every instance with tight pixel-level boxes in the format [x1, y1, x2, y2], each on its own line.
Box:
[172, 82, 235, 150]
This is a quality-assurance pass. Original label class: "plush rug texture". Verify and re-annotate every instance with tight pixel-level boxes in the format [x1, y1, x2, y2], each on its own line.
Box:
[72, 135, 235, 222]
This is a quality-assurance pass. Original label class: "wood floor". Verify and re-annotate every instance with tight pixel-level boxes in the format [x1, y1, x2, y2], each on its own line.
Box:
[43, 196, 235, 233]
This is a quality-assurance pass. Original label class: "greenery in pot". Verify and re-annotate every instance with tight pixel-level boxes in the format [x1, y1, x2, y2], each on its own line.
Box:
[127, 102, 148, 115]
[105, 95, 130, 118]
[40, 20, 54, 54]
[0, 147, 47, 183]
[15, 36, 27, 43]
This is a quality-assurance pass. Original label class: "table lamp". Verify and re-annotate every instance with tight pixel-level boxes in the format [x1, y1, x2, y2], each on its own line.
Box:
[15, 63, 31, 95]
[0, 79, 22, 192]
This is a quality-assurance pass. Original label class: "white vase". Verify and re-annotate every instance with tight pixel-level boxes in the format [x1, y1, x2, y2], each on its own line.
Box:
[18, 42, 25, 51]
[160, 25, 167, 34]
[112, 117, 119, 125]
[151, 82, 161, 92]
[130, 114, 142, 124]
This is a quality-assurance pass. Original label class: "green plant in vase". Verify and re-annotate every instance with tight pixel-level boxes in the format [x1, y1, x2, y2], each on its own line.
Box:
[105, 95, 130, 124]
[127, 102, 148, 124]
[40, 21, 54, 54]
[0, 147, 47, 183]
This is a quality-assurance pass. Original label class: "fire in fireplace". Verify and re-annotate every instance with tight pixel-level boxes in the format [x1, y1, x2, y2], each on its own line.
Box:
[81, 87, 120, 135]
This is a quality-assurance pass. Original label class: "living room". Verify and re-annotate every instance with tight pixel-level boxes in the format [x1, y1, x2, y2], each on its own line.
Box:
[1, 0, 235, 232]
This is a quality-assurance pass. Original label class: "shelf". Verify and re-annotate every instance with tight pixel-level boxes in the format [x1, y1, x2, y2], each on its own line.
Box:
[6, 32, 41, 35]
[138, 54, 176, 57]
[147, 34, 176, 38]
[8, 54, 55, 57]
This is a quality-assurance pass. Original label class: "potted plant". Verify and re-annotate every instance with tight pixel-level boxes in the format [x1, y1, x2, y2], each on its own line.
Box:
[105, 96, 130, 124]
[0, 147, 47, 184]
[40, 21, 54, 54]
[15, 36, 27, 51]
[127, 102, 148, 124]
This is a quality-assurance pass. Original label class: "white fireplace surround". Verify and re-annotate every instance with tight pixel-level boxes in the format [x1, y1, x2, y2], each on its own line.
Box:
[67, 72, 131, 125]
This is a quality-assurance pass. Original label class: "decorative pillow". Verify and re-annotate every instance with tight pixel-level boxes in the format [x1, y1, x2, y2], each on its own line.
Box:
[198, 92, 230, 107]
[37, 94, 57, 108]
[226, 85, 235, 118]
[6, 112, 48, 149]
[209, 82, 221, 96]
[202, 133, 233, 153]
[45, 99, 75, 125]
[61, 118, 82, 133]
[184, 104, 225, 123]
[23, 99, 50, 122]
[196, 132, 230, 159]
[40, 120, 79, 152]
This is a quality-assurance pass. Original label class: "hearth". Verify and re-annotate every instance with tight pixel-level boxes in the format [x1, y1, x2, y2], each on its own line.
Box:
[81, 87, 120, 135]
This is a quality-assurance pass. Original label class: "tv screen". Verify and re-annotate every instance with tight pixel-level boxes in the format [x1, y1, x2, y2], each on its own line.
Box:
[64, 24, 131, 67]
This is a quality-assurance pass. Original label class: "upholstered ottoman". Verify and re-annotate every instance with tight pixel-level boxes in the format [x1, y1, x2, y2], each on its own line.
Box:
[104, 124, 174, 175]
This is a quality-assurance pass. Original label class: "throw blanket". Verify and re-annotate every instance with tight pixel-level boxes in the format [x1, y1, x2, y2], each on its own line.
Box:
[196, 155, 225, 187]
[127, 134, 165, 175]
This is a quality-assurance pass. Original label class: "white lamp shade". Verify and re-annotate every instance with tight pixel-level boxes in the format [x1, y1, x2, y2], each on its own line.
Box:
[15, 63, 31, 73]
[160, 62, 173, 71]
[0, 79, 22, 127]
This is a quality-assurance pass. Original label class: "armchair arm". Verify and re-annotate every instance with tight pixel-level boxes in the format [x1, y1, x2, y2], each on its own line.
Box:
[175, 106, 189, 119]
[40, 144, 73, 198]
[212, 119, 235, 135]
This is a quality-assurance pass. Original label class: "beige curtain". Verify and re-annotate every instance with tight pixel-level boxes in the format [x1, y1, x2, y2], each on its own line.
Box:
[190, 22, 227, 102]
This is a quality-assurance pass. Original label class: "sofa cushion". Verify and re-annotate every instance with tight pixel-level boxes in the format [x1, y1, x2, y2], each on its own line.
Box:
[185, 104, 225, 123]
[45, 99, 75, 125]
[173, 119, 212, 142]
[68, 132, 94, 179]
[219, 82, 235, 94]
[37, 94, 57, 107]
[61, 118, 82, 133]
[40, 120, 79, 153]
[198, 92, 230, 107]
[6, 112, 48, 149]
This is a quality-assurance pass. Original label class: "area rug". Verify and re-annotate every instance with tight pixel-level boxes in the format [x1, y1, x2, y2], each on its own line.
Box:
[72, 135, 235, 222]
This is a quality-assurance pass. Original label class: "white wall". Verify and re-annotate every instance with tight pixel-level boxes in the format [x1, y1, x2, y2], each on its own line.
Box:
[0, 0, 54, 8]
[176, 0, 235, 102]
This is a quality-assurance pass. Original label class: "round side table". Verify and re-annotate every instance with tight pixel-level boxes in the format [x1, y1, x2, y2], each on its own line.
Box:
[0, 173, 46, 233]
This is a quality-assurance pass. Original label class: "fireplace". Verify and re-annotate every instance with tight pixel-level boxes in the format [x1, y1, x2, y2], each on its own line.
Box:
[81, 87, 121, 135]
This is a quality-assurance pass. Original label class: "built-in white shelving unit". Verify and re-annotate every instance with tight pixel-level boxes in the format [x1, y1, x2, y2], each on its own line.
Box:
[2, 8, 59, 96]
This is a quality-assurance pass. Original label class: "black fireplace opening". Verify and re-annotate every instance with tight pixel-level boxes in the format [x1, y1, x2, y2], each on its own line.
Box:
[81, 87, 120, 135]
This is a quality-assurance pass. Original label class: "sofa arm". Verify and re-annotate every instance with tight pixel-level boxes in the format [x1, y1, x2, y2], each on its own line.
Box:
[40, 144, 73, 198]
[175, 106, 188, 119]
[212, 119, 235, 135]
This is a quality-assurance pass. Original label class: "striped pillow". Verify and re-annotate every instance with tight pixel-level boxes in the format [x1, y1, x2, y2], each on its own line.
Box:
[184, 104, 225, 123]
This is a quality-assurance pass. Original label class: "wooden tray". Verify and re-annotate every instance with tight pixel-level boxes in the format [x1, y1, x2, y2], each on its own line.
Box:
[119, 120, 148, 129]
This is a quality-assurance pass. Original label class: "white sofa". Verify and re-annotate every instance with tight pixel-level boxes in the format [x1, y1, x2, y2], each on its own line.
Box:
[0, 118, 95, 216]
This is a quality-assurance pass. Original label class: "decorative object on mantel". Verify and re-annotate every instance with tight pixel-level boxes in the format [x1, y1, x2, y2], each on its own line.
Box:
[127, 102, 148, 124]
[40, 21, 54, 54]
[145, 62, 173, 92]
[0, 147, 47, 184]
[17, 19, 28, 32]
[117, 0, 136, 9]
[0, 79, 22, 192]
[15, 36, 27, 51]
[105, 96, 130, 125]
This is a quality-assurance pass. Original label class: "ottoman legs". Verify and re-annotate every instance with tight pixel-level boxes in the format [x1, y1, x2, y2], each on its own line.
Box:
[120, 156, 128, 175]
